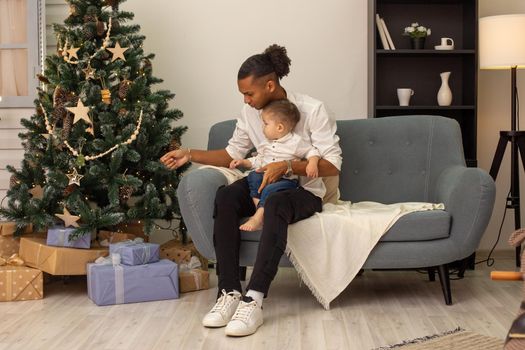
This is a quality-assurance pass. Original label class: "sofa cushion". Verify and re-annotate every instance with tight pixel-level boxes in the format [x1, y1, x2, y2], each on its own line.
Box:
[240, 209, 450, 243]
[380, 210, 450, 242]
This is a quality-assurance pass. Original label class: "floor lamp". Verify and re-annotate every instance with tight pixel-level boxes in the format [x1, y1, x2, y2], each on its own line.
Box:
[480, 14, 525, 267]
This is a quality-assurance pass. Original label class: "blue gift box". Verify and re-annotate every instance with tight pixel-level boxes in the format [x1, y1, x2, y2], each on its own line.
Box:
[46, 226, 91, 249]
[109, 241, 160, 266]
[87, 259, 179, 306]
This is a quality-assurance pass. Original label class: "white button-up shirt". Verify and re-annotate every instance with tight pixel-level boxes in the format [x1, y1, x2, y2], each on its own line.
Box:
[226, 92, 342, 198]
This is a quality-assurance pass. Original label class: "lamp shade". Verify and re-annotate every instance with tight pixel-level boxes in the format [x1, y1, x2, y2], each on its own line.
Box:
[480, 14, 525, 69]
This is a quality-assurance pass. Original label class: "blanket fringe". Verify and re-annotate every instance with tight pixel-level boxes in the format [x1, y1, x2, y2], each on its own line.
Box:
[371, 326, 465, 349]
[285, 246, 331, 310]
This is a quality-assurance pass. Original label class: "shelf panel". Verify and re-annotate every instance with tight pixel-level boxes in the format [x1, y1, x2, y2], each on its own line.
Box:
[376, 105, 475, 110]
[377, 49, 475, 55]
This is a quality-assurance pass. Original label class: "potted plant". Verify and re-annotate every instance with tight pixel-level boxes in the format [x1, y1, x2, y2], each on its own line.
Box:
[403, 22, 431, 49]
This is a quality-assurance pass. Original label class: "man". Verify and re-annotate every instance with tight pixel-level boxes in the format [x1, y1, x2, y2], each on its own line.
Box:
[161, 44, 342, 337]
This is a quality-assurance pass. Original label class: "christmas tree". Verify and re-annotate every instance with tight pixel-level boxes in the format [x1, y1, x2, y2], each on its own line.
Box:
[0, 0, 187, 239]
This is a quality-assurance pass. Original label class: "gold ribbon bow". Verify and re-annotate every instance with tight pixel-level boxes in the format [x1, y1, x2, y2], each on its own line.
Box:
[0, 253, 25, 266]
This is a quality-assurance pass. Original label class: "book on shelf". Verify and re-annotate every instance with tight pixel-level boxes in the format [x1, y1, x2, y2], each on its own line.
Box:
[380, 18, 395, 50]
[375, 14, 390, 50]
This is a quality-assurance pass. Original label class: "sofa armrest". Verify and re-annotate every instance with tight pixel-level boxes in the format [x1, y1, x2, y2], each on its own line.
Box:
[435, 165, 496, 258]
[176, 168, 229, 261]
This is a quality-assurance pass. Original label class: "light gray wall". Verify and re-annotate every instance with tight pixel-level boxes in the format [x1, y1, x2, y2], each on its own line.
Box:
[122, 0, 368, 151]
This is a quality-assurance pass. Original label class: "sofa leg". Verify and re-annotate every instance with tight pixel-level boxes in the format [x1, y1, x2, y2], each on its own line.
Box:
[239, 266, 247, 281]
[437, 264, 452, 305]
[427, 267, 436, 282]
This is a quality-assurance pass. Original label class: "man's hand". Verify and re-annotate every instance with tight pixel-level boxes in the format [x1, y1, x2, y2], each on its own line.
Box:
[160, 149, 190, 170]
[256, 160, 287, 193]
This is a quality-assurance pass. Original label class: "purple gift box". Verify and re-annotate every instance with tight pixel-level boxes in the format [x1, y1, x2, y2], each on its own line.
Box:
[87, 259, 179, 306]
[46, 226, 91, 249]
[109, 241, 160, 266]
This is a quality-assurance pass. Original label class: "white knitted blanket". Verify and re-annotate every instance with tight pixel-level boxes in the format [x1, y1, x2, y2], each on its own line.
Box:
[196, 166, 444, 309]
[286, 201, 444, 309]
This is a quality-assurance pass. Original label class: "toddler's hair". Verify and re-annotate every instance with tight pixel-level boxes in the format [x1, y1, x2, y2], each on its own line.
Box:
[263, 99, 300, 131]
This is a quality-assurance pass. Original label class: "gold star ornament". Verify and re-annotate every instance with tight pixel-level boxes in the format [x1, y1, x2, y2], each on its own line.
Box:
[66, 46, 80, 60]
[82, 62, 96, 80]
[55, 208, 80, 228]
[66, 168, 84, 186]
[66, 100, 92, 125]
[29, 185, 44, 199]
[107, 42, 129, 62]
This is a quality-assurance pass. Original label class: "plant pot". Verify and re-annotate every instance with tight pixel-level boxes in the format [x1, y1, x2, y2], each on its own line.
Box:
[410, 37, 426, 49]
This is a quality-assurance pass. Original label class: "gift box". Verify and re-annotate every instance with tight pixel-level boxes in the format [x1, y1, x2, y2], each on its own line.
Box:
[160, 239, 208, 270]
[0, 222, 34, 257]
[114, 221, 149, 242]
[0, 235, 20, 257]
[0, 255, 43, 302]
[0, 222, 33, 236]
[109, 241, 160, 266]
[87, 259, 179, 306]
[46, 226, 91, 249]
[98, 230, 136, 245]
[19, 237, 108, 275]
[180, 269, 209, 293]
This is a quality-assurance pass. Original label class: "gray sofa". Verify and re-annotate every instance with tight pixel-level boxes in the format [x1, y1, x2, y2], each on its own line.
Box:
[177, 115, 496, 305]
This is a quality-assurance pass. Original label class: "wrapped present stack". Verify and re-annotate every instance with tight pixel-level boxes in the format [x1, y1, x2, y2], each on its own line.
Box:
[87, 239, 179, 306]
[160, 239, 209, 293]
[19, 225, 108, 275]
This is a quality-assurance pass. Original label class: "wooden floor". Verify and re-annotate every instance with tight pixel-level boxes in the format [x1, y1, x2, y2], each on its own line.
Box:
[0, 256, 521, 350]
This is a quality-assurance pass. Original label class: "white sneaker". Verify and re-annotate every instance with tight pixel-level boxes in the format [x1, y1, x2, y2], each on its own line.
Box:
[202, 289, 241, 328]
[225, 297, 263, 337]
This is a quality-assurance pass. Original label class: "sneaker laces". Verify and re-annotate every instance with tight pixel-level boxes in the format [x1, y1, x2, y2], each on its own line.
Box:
[231, 301, 258, 323]
[210, 289, 237, 314]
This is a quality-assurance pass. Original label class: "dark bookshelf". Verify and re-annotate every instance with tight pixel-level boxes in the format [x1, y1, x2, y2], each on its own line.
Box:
[370, 0, 478, 166]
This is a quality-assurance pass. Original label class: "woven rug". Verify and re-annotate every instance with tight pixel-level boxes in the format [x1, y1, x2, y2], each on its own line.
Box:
[373, 328, 504, 350]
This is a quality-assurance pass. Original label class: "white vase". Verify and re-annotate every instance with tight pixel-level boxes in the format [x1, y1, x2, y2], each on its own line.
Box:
[437, 71, 452, 106]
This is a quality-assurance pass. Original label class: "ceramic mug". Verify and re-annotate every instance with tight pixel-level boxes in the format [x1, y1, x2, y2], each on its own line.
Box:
[440, 37, 454, 47]
[397, 88, 414, 106]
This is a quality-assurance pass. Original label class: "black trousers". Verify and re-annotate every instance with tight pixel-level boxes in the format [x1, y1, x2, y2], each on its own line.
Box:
[213, 177, 322, 296]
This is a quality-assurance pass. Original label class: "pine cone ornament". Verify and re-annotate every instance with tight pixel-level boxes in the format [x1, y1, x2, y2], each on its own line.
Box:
[61, 114, 73, 139]
[96, 20, 106, 37]
[119, 185, 134, 202]
[63, 184, 76, 197]
[118, 80, 131, 99]
[37, 74, 50, 84]
[53, 85, 68, 107]
[169, 138, 181, 151]
[83, 24, 96, 40]
[118, 108, 128, 116]
[9, 175, 20, 189]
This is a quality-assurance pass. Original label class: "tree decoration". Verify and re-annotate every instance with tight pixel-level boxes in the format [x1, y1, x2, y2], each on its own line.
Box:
[101, 89, 111, 104]
[118, 79, 131, 99]
[119, 185, 134, 203]
[107, 42, 129, 62]
[55, 208, 80, 228]
[28, 185, 44, 200]
[66, 168, 84, 186]
[66, 100, 92, 126]
[82, 63, 96, 81]
[9, 175, 20, 189]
